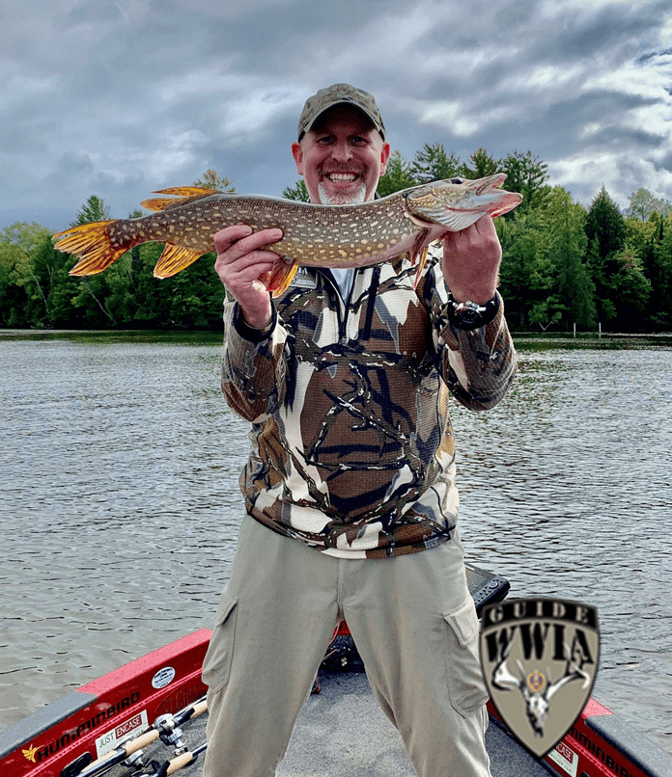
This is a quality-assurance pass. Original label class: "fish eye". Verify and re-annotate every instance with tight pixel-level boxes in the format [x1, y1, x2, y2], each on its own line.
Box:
[450, 177, 464, 184]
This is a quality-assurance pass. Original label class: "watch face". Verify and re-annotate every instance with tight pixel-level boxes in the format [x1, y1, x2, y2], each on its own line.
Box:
[457, 308, 482, 324]
[449, 294, 498, 330]
[455, 302, 484, 323]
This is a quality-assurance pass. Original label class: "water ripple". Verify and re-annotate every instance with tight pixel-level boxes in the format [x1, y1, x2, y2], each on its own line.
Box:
[1, 334, 671, 753]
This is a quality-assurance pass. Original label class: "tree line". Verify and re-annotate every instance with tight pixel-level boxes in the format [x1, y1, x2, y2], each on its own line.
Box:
[1, 156, 671, 332]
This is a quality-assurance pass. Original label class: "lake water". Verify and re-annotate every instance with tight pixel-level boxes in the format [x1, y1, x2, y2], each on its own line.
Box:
[1, 330, 671, 754]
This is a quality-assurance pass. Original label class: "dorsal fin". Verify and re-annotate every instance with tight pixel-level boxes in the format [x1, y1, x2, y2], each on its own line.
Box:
[141, 186, 223, 213]
[153, 186, 221, 197]
[141, 197, 187, 212]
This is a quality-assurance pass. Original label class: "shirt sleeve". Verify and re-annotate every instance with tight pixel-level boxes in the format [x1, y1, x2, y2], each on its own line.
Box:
[423, 246, 518, 411]
[220, 295, 288, 423]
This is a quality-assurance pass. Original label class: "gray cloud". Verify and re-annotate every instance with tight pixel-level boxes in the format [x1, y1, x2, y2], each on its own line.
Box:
[2, 0, 671, 230]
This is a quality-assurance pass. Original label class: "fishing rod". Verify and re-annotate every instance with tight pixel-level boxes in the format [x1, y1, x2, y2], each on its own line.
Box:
[137, 741, 208, 777]
[70, 697, 207, 777]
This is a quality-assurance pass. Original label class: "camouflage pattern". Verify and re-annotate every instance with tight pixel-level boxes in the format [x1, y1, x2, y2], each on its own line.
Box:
[297, 82, 386, 140]
[221, 247, 517, 558]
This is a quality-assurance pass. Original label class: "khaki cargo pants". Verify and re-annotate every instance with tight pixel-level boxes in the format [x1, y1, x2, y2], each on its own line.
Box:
[201, 515, 491, 777]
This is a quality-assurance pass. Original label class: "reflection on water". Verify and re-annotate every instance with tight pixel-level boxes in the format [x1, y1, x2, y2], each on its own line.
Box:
[1, 332, 671, 754]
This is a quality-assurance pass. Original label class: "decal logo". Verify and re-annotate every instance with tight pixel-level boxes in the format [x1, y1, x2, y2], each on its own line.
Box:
[480, 598, 599, 759]
[292, 266, 318, 289]
[19, 692, 140, 764]
[95, 710, 148, 758]
[22, 744, 39, 763]
[151, 666, 176, 689]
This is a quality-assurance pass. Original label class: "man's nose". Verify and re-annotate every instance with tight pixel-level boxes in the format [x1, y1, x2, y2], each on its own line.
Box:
[330, 141, 353, 162]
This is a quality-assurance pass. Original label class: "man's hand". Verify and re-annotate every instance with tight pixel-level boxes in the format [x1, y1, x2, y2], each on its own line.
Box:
[441, 216, 502, 303]
[214, 225, 283, 330]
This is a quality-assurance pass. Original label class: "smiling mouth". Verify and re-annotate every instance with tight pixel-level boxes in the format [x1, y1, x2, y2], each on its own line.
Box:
[325, 172, 360, 183]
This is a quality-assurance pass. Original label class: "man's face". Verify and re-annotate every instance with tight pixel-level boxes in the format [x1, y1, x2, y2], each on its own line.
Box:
[292, 104, 390, 205]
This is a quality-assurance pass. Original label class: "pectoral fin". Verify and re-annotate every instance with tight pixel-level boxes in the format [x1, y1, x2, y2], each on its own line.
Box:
[410, 209, 481, 232]
[266, 257, 299, 297]
[409, 228, 431, 288]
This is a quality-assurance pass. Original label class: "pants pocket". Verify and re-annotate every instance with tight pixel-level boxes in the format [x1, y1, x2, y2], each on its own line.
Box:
[201, 591, 239, 694]
[442, 599, 489, 717]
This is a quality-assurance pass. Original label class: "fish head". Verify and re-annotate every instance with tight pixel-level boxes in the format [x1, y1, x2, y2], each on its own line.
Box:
[403, 174, 523, 232]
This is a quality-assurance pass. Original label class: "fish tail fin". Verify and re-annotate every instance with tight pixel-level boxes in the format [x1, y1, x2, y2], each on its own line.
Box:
[153, 244, 205, 278]
[266, 257, 298, 297]
[53, 221, 129, 276]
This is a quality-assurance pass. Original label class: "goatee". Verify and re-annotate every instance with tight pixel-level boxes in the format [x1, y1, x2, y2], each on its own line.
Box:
[317, 181, 367, 205]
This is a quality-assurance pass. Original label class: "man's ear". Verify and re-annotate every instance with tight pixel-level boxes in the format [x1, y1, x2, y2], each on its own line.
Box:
[291, 141, 304, 175]
[379, 141, 391, 176]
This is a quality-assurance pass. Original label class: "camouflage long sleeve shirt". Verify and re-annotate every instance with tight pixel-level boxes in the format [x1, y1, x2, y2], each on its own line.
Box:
[221, 247, 517, 558]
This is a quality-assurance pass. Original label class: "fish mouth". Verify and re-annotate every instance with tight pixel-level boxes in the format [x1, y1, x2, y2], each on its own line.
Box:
[474, 173, 507, 195]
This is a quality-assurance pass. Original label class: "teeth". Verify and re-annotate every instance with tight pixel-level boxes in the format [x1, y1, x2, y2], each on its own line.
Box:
[328, 173, 358, 182]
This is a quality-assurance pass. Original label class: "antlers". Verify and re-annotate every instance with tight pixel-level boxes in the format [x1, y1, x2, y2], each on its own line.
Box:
[491, 641, 591, 736]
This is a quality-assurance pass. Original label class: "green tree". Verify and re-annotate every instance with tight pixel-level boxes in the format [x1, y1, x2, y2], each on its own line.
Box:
[283, 179, 310, 201]
[498, 209, 555, 329]
[460, 147, 500, 179]
[0, 243, 28, 326]
[193, 169, 235, 192]
[71, 195, 111, 227]
[377, 151, 418, 197]
[1, 222, 52, 253]
[639, 216, 672, 330]
[411, 143, 462, 183]
[584, 187, 628, 326]
[625, 188, 672, 221]
[500, 151, 550, 213]
[585, 186, 626, 260]
[0, 222, 54, 326]
[545, 187, 595, 329]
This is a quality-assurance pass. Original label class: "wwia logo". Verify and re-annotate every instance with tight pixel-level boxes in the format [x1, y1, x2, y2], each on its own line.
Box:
[480, 598, 599, 758]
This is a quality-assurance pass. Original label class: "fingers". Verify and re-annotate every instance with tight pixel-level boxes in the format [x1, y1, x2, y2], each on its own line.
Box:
[214, 226, 283, 280]
[442, 216, 502, 303]
[213, 225, 283, 259]
[213, 224, 283, 331]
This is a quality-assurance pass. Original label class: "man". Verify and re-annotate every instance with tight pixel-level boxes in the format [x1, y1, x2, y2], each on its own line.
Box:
[201, 84, 517, 777]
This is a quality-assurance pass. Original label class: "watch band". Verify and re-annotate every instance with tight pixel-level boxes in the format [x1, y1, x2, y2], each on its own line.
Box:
[447, 291, 500, 330]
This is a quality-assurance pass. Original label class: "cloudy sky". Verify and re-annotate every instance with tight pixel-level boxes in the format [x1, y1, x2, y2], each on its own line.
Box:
[2, 0, 671, 232]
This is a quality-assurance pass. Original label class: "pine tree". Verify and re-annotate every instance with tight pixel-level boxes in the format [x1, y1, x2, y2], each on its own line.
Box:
[283, 180, 310, 201]
[460, 147, 500, 179]
[193, 169, 235, 192]
[500, 151, 550, 213]
[410, 143, 462, 183]
[71, 195, 111, 227]
[377, 151, 418, 197]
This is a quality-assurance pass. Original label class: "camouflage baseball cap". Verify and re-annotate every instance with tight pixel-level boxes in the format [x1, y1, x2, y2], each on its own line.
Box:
[297, 83, 386, 141]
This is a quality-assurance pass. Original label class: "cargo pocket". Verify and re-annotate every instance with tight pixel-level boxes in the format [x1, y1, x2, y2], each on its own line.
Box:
[442, 599, 489, 717]
[201, 592, 239, 694]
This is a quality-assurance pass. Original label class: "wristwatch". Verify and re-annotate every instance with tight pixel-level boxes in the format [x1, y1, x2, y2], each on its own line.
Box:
[447, 291, 500, 330]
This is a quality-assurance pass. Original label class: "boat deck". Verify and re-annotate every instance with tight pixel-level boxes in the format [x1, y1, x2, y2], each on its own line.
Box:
[281, 672, 549, 777]
[129, 671, 549, 777]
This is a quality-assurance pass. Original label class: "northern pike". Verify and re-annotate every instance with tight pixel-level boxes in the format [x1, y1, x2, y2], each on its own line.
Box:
[53, 174, 522, 296]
